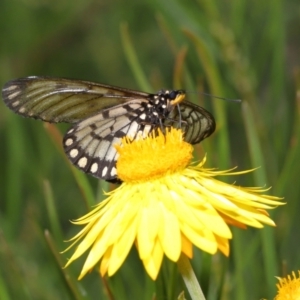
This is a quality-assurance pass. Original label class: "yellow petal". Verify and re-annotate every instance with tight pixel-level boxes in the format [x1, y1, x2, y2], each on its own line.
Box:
[142, 239, 164, 280]
[107, 217, 137, 276]
[159, 207, 181, 261]
[181, 223, 217, 255]
[137, 205, 160, 259]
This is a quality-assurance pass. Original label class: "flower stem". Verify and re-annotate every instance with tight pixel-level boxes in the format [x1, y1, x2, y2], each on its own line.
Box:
[177, 254, 206, 300]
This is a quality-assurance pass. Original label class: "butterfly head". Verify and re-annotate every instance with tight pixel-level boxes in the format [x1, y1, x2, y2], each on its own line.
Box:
[169, 90, 186, 105]
[149, 89, 186, 115]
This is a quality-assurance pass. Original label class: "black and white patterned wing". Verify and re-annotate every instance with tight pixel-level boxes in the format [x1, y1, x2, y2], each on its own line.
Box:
[2, 76, 149, 123]
[63, 100, 152, 181]
[165, 100, 216, 144]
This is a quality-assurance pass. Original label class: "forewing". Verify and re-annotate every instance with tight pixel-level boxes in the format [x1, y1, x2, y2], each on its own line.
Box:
[2, 76, 149, 123]
[63, 100, 152, 180]
[166, 100, 216, 144]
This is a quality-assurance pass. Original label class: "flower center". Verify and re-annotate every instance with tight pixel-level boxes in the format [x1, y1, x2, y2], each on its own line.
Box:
[115, 128, 193, 183]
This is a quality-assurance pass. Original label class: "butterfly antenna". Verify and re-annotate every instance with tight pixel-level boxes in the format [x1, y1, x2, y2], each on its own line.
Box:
[187, 91, 242, 103]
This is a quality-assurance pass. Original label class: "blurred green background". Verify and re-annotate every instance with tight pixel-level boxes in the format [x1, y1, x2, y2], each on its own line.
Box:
[0, 0, 299, 299]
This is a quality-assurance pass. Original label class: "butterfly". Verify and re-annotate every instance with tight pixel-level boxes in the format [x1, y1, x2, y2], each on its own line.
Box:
[2, 76, 215, 181]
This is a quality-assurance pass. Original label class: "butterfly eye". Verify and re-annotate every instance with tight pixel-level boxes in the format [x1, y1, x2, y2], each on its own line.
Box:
[169, 91, 177, 100]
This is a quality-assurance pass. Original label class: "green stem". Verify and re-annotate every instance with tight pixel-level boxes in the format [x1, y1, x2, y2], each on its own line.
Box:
[177, 254, 206, 300]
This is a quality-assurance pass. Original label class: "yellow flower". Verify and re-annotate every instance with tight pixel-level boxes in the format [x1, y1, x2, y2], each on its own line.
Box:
[64, 128, 283, 280]
[274, 271, 300, 300]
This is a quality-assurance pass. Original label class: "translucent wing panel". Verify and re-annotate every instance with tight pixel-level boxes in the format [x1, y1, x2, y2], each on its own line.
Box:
[2, 77, 149, 123]
[166, 100, 216, 144]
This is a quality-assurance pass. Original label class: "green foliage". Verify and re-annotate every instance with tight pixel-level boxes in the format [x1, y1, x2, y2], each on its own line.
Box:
[0, 0, 299, 299]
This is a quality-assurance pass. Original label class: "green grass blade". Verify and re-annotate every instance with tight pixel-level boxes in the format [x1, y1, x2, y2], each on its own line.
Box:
[120, 23, 152, 92]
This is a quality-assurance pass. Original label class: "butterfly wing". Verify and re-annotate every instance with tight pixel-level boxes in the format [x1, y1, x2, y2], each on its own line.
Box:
[2, 76, 149, 123]
[2, 76, 215, 181]
[165, 100, 216, 144]
[2, 76, 153, 181]
[63, 100, 152, 180]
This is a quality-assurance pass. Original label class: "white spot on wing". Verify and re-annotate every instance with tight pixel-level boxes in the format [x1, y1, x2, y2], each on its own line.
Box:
[111, 167, 117, 177]
[90, 163, 98, 173]
[70, 149, 79, 158]
[139, 113, 146, 120]
[78, 157, 88, 168]
[19, 107, 26, 113]
[65, 138, 73, 146]
[102, 166, 108, 177]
